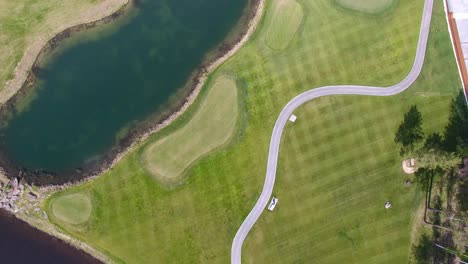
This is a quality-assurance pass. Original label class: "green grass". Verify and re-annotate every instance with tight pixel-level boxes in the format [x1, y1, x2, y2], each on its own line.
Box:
[141, 75, 239, 186]
[335, 0, 396, 14]
[50, 193, 92, 225]
[243, 95, 452, 263]
[0, 0, 116, 90]
[264, 0, 303, 50]
[44, 0, 462, 263]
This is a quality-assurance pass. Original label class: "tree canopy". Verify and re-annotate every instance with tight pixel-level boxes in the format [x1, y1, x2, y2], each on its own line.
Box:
[412, 234, 433, 264]
[395, 105, 424, 155]
[444, 92, 468, 156]
[412, 148, 460, 171]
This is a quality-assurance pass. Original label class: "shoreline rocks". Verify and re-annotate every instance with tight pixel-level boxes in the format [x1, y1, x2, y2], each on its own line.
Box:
[0, 177, 38, 214]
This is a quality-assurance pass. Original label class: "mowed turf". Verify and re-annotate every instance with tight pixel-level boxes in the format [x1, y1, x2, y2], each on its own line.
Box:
[44, 0, 462, 263]
[243, 95, 453, 263]
[264, 0, 303, 50]
[335, 0, 396, 14]
[141, 76, 239, 186]
[50, 193, 92, 225]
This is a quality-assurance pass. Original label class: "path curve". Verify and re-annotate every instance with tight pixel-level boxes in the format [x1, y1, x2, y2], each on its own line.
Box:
[231, 0, 433, 263]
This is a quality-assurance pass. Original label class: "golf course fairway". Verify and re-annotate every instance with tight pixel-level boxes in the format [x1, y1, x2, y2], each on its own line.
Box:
[44, 0, 462, 263]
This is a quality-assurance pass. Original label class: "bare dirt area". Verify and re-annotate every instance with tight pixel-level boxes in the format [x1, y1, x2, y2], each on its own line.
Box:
[403, 158, 416, 173]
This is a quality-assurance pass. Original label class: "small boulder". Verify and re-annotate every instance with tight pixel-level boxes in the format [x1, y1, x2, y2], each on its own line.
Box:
[10, 178, 18, 190]
[11, 189, 21, 196]
[27, 192, 38, 202]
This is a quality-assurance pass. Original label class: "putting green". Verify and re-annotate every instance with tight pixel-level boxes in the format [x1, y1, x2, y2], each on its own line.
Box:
[50, 193, 92, 225]
[141, 75, 238, 185]
[264, 0, 303, 51]
[335, 0, 395, 14]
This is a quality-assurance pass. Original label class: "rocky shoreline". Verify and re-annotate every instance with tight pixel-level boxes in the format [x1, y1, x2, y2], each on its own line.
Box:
[0, 177, 39, 214]
[0, 0, 265, 187]
[0, 172, 115, 263]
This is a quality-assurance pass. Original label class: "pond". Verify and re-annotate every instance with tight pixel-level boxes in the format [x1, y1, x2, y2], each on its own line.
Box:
[0, 0, 250, 184]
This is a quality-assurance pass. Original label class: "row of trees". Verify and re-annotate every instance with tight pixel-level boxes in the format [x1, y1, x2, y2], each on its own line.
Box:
[394, 92, 468, 264]
[394, 105, 461, 172]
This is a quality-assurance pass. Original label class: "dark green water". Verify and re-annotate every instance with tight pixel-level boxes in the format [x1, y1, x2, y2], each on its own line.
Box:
[0, 0, 248, 179]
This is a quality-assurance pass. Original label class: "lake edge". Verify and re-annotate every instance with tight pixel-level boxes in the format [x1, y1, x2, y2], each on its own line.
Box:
[0, 208, 105, 264]
[0, 0, 264, 187]
[0, 0, 130, 107]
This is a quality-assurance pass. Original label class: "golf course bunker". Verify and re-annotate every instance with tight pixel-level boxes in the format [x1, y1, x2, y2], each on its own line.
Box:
[51, 193, 92, 225]
[265, 0, 303, 51]
[335, 0, 396, 14]
[142, 75, 238, 185]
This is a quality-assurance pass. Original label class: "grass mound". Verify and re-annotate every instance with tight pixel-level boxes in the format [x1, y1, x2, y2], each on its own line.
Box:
[264, 0, 303, 51]
[334, 0, 396, 14]
[141, 75, 238, 186]
[50, 193, 92, 225]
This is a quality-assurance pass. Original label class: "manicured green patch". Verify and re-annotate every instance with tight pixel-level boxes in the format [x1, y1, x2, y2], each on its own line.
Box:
[141, 76, 239, 186]
[264, 0, 303, 50]
[335, 0, 396, 14]
[50, 193, 92, 225]
[44, 0, 462, 263]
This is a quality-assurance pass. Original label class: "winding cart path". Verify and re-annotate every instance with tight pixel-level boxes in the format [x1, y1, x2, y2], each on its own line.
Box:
[231, 0, 434, 262]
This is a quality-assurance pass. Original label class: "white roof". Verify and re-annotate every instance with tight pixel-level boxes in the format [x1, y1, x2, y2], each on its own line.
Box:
[462, 43, 468, 58]
[457, 19, 468, 43]
[448, 0, 468, 13]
